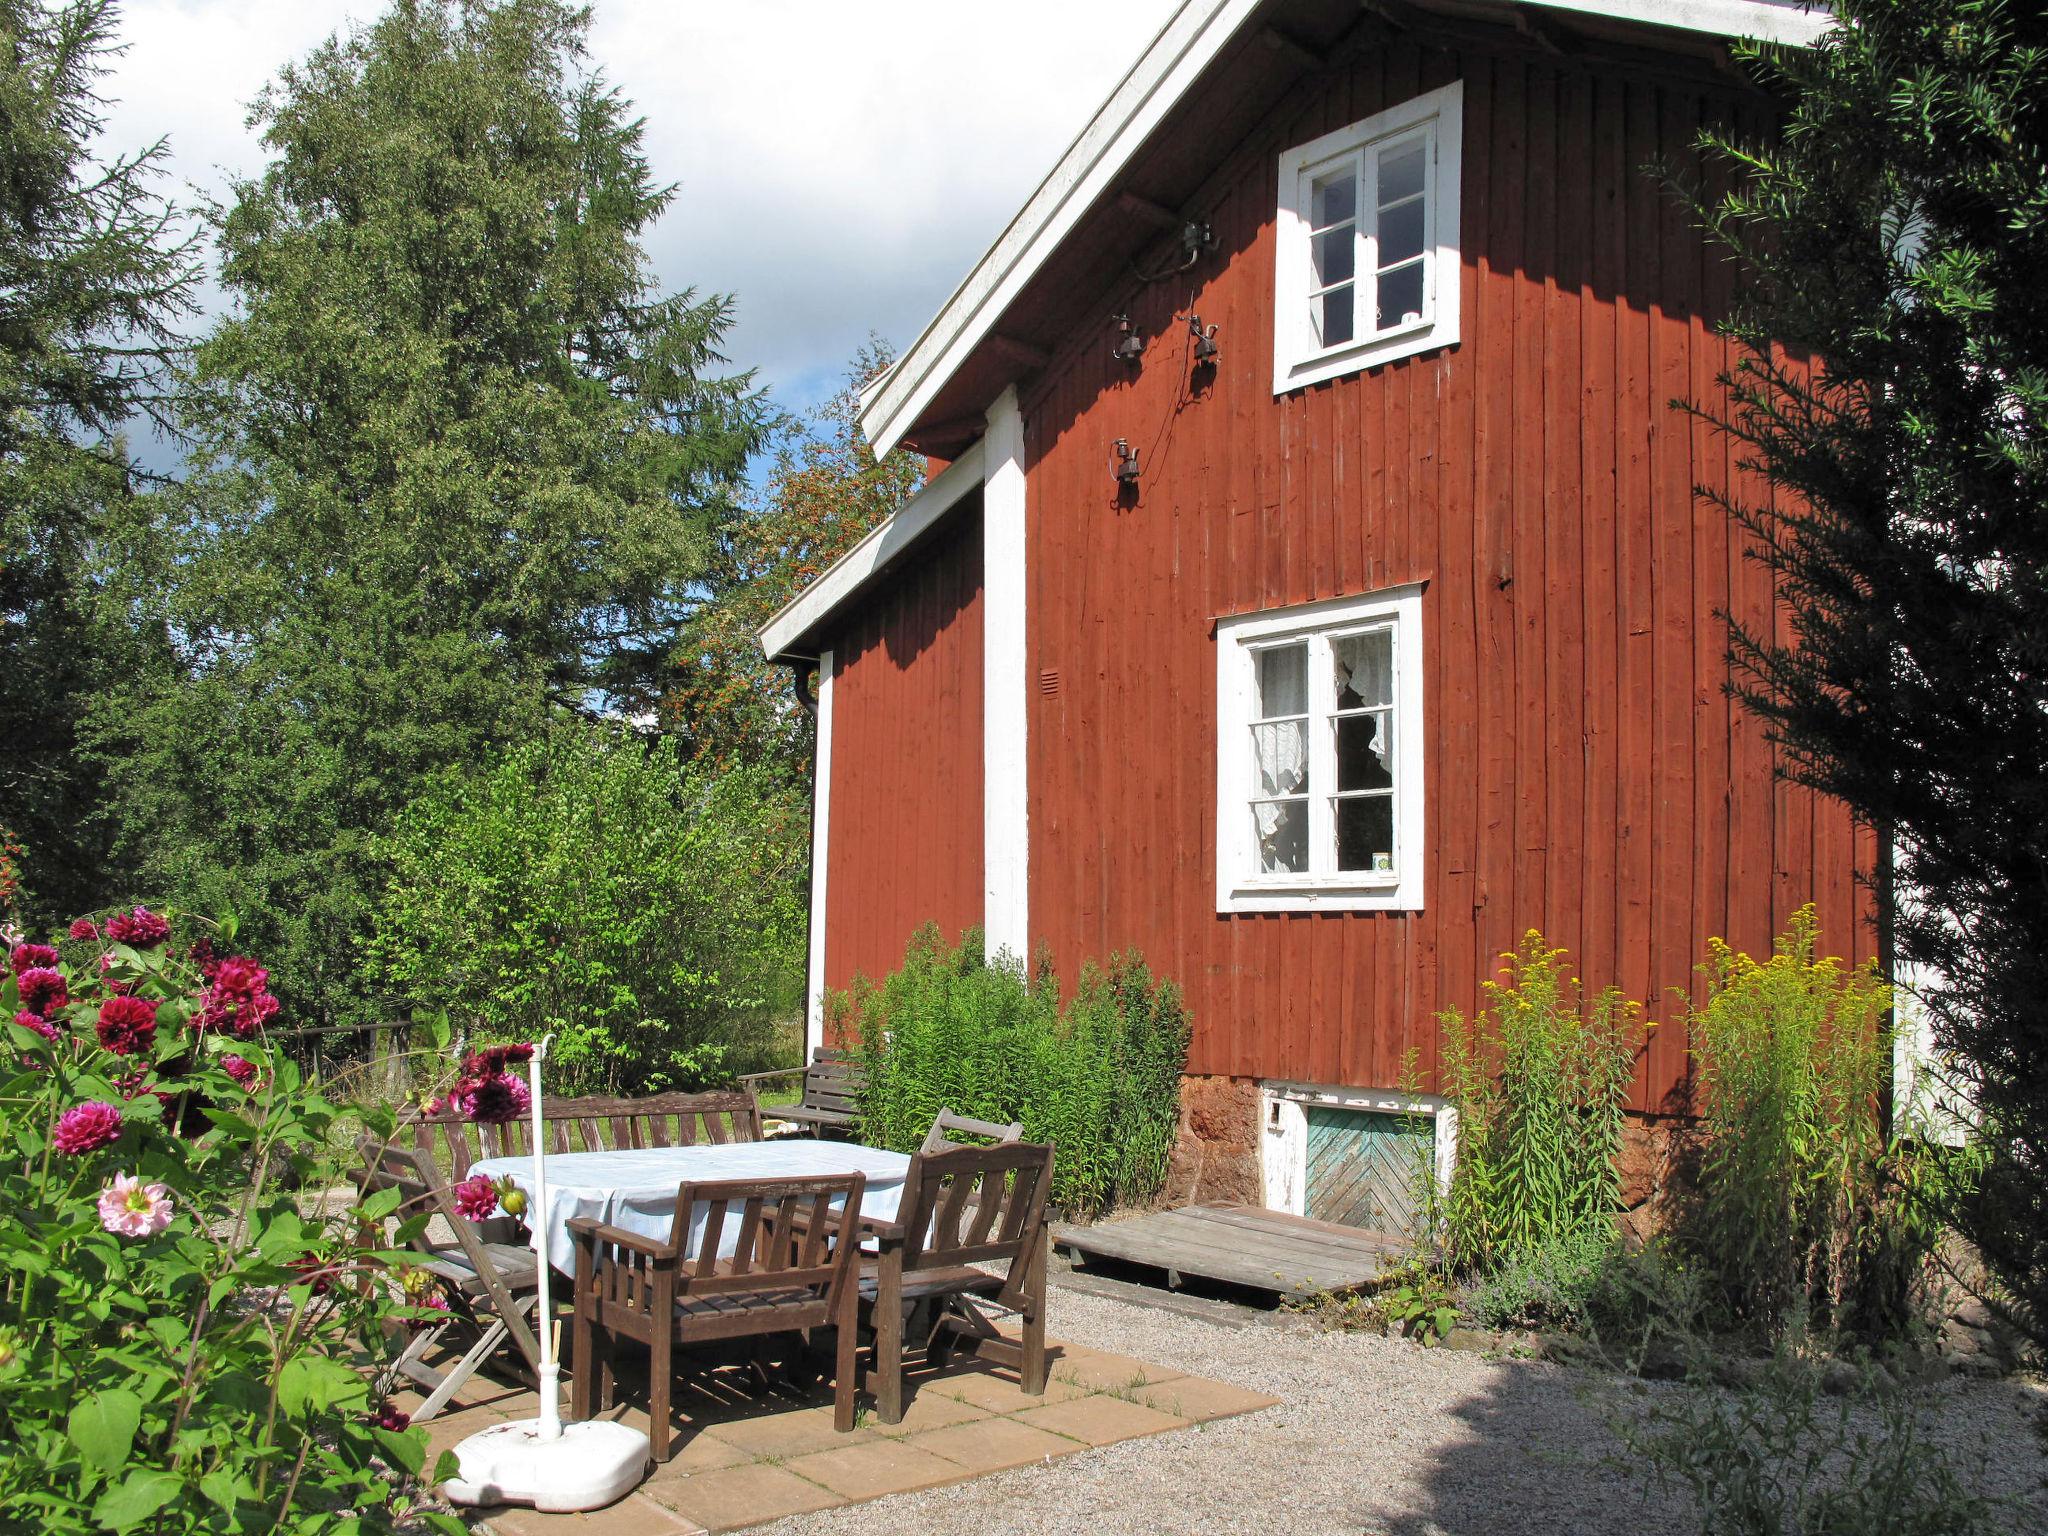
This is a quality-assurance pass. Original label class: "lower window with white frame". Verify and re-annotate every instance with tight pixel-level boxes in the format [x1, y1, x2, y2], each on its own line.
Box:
[1215, 584, 1425, 912]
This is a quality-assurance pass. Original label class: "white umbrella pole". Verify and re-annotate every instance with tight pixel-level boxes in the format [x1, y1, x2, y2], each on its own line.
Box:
[442, 1032, 647, 1510]
[526, 1034, 561, 1441]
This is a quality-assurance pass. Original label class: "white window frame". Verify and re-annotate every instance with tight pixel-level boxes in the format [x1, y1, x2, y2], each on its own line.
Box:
[1215, 584, 1426, 913]
[1273, 80, 1463, 395]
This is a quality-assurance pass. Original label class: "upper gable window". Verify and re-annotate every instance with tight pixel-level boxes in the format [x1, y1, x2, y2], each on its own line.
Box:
[1273, 81, 1463, 394]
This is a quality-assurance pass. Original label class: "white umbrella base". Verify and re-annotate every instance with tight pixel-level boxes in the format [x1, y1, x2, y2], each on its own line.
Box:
[441, 1418, 649, 1512]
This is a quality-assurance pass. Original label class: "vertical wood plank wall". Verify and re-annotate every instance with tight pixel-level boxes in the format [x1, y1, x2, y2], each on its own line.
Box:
[822, 501, 987, 996]
[1018, 41, 1875, 1113]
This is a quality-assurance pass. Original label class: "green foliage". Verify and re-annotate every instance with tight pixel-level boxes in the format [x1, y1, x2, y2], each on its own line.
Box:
[1375, 1258, 1461, 1346]
[0, 912, 453, 1533]
[666, 340, 924, 775]
[1437, 932, 1643, 1271]
[1468, 1226, 1624, 1335]
[85, 0, 760, 1030]
[838, 927, 1190, 1214]
[1620, 1355, 2004, 1536]
[1683, 908, 1933, 1340]
[371, 724, 804, 1093]
[0, 0, 200, 925]
[1689, 1, 2048, 1342]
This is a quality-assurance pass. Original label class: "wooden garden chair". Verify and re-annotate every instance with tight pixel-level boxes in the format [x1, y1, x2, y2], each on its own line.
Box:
[356, 1138, 547, 1422]
[920, 1108, 1024, 1154]
[568, 1172, 868, 1462]
[859, 1141, 1054, 1424]
[738, 1049, 864, 1137]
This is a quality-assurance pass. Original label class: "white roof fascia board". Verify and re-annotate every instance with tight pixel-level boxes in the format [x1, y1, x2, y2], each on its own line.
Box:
[857, 0, 1833, 459]
[858, 0, 1266, 458]
[756, 438, 987, 662]
[1523, 0, 1834, 46]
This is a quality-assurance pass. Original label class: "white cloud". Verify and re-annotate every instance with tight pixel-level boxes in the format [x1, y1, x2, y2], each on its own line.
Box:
[99, 0, 1181, 414]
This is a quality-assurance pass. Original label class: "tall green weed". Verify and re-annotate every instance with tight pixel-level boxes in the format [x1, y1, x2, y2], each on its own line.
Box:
[1685, 906, 1933, 1338]
[835, 927, 1190, 1213]
[1438, 931, 1643, 1270]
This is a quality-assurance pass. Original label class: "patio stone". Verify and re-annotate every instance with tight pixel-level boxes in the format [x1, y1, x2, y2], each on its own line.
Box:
[1010, 1393, 1190, 1447]
[865, 1388, 993, 1437]
[908, 1416, 1086, 1473]
[922, 1366, 1091, 1413]
[1130, 1374, 1282, 1423]
[481, 1490, 705, 1536]
[698, 1403, 875, 1460]
[782, 1438, 966, 1501]
[640, 1431, 753, 1477]
[1047, 1349, 1186, 1392]
[649, 1462, 845, 1530]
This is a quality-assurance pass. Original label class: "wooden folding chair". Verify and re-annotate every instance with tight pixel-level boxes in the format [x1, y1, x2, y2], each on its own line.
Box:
[356, 1138, 547, 1422]
[860, 1141, 1054, 1423]
[569, 1172, 867, 1462]
[919, 1108, 1025, 1154]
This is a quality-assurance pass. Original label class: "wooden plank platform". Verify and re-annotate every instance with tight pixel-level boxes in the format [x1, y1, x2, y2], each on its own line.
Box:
[1053, 1203, 1406, 1297]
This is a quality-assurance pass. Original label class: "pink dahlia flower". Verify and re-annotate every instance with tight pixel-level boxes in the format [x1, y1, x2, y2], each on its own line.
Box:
[198, 956, 280, 1038]
[53, 1101, 122, 1155]
[95, 995, 159, 1057]
[11, 943, 58, 976]
[68, 918, 99, 942]
[452, 1174, 500, 1222]
[106, 907, 170, 947]
[16, 967, 66, 1015]
[14, 1009, 57, 1042]
[450, 1071, 530, 1125]
[221, 1053, 259, 1089]
[97, 1172, 175, 1237]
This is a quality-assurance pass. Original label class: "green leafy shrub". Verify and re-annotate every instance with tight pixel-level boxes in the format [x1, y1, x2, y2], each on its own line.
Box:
[1438, 932, 1644, 1271]
[1619, 1354, 2004, 1536]
[1469, 1226, 1624, 1334]
[836, 928, 1190, 1213]
[1683, 907, 1935, 1339]
[0, 909, 451, 1533]
[372, 725, 806, 1094]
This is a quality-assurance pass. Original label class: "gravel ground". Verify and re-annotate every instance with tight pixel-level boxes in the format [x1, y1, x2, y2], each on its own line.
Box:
[772, 1272, 2048, 1536]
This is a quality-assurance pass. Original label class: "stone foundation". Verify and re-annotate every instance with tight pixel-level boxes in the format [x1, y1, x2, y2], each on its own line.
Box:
[1615, 1112, 1701, 1245]
[1159, 1074, 1263, 1208]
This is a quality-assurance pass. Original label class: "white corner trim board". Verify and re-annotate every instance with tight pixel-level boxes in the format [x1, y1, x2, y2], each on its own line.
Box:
[804, 650, 834, 1058]
[982, 388, 1030, 964]
[756, 441, 987, 662]
[857, 0, 1833, 457]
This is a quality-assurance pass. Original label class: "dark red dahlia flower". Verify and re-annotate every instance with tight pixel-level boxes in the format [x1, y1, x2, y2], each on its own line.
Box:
[106, 908, 170, 947]
[16, 967, 66, 1015]
[11, 943, 58, 976]
[67, 918, 98, 942]
[221, 1053, 259, 1088]
[451, 1071, 530, 1125]
[14, 1009, 57, 1041]
[96, 995, 160, 1057]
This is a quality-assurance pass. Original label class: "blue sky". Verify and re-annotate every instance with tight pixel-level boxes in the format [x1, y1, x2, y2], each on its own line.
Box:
[102, 0, 1181, 468]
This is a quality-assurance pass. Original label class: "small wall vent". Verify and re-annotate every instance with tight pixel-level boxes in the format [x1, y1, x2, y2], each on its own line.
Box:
[1038, 668, 1061, 697]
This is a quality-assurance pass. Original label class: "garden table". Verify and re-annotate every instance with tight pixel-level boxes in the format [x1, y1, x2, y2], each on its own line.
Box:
[469, 1140, 913, 1277]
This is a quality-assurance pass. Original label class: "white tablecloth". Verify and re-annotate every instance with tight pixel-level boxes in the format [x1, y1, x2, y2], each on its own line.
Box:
[468, 1141, 913, 1277]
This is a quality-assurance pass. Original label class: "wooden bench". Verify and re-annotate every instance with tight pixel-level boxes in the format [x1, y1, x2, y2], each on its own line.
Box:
[739, 1048, 865, 1137]
[399, 1090, 762, 1180]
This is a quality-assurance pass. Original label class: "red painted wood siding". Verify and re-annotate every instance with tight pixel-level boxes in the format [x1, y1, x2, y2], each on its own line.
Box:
[1019, 42, 1875, 1113]
[823, 498, 985, 994]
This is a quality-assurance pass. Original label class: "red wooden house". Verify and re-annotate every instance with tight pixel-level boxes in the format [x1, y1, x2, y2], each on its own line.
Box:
[757, 0, 1868, 1226]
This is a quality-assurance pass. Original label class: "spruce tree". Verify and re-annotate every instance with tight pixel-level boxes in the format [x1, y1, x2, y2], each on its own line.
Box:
[0, 0, 198, 923]
[1696, 0, 2048, 1337]
[92, 0, 760, 1026]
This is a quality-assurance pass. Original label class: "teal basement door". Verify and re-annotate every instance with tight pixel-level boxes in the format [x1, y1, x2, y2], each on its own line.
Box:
[1303, 1106, 1430, 1237]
